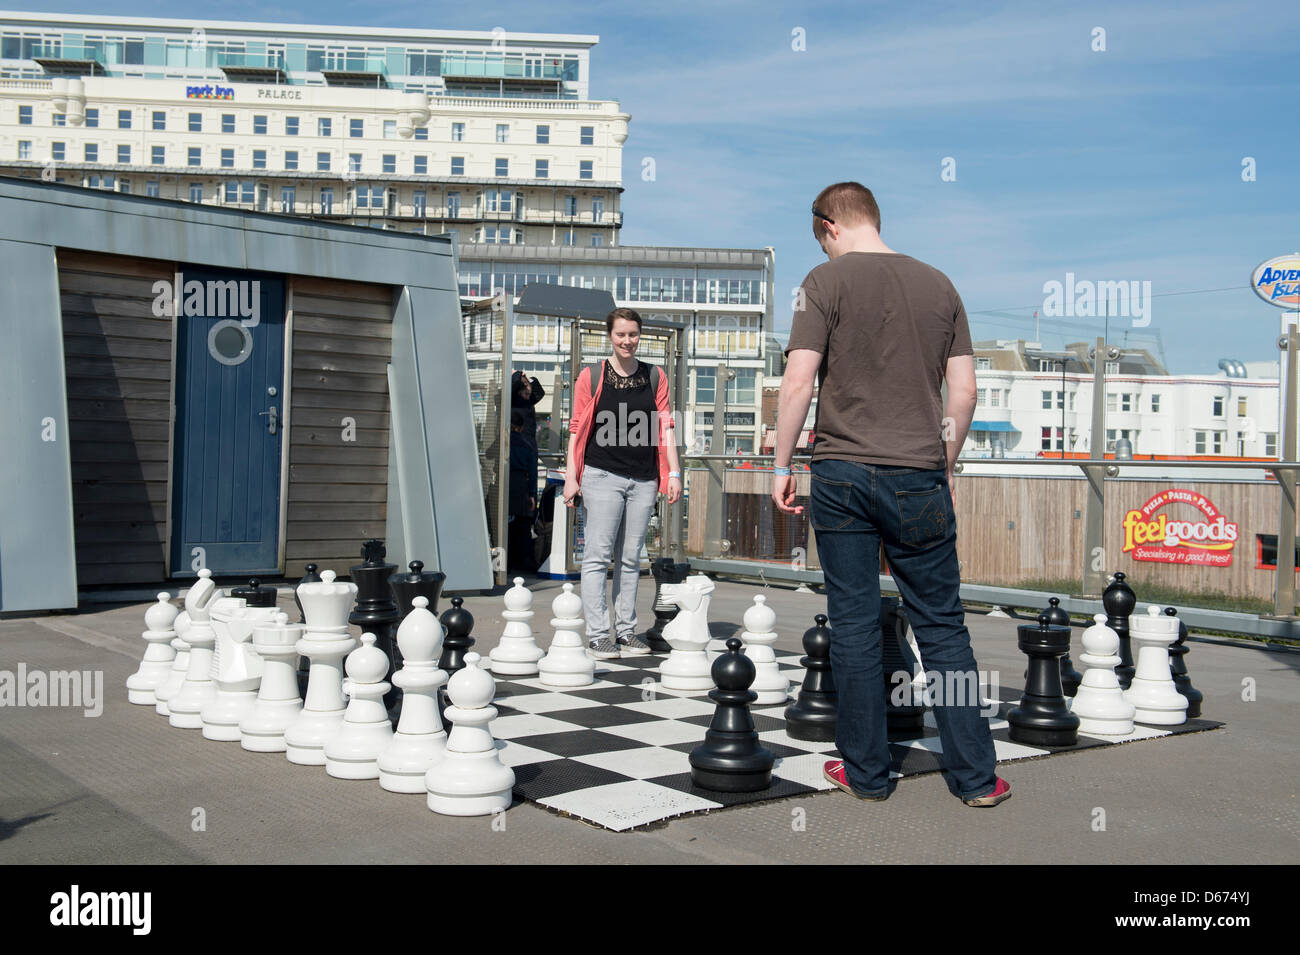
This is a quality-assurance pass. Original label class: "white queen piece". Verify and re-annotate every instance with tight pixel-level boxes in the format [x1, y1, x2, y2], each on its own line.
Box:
[284, 570, 358, 766]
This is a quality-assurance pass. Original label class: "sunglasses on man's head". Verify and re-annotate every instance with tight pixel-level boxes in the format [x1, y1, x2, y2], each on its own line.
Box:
[811, 205, 835, 225]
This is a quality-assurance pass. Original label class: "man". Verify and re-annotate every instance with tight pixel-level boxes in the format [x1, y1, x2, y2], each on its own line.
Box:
[772, 181, 1010, 808]
[511, 369, 546, 451]
[507, 410, 539, 573]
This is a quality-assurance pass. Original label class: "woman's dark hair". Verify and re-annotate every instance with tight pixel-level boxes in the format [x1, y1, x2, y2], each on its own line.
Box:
[605, 307, 642, 334]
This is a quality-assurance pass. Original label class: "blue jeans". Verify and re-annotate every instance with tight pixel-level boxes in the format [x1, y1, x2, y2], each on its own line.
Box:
[810, 458, 997, 800]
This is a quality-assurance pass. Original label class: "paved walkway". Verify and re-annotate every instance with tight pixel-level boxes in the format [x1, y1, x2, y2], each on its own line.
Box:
[1, 578, 1296, 864]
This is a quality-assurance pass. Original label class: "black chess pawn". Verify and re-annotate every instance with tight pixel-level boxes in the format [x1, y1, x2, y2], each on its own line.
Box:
[785, 613, 837, 742]
[1008, 611, 1079, 747]
[689, 637, 774, 792]
[644, 558, 690, 652]
[881, 597, 924, 739]
[232, 578, 278, 609]
[438, 596, 475, 677]
[1102, 572, 1137, 689]
[294, 563, 321, 623]
[349, 539, 401, 713]
[1165, 607, 1203, 718]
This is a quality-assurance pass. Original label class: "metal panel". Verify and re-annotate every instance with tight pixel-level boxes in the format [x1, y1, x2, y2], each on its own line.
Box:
[0, 240, 77, 611]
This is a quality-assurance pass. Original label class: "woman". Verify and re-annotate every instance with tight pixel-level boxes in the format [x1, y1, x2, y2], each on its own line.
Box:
[564, 308, 682, 658]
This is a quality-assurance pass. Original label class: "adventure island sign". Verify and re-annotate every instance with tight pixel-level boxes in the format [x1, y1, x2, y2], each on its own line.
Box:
[1121, 489, 1239, 567]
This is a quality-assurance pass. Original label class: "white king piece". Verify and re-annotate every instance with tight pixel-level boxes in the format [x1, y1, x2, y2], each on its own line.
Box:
[284, 570, 359, 766]
[1123, 605, 1188, 726]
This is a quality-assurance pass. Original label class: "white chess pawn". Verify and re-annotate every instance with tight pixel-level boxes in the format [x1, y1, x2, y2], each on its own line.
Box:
[659, 575, 715, 691]
[488, 578, 544, 675]
[203, 600, 279, 741]
[1124, 605, 1188, 725]
[325, 633, 395, 779]
[379, 596, 449, 793]
[538, 583, 595, 687]
[169, 569, 221, 729]
[741, 595, 788, 705]
[1069, 614, 1136, 736]
[154, 610, 191, 716]
[127, 593, 179, 705]
[240, 612, 305, 752]
[426, 652, 515, 816]
[285, 569, 358, 766]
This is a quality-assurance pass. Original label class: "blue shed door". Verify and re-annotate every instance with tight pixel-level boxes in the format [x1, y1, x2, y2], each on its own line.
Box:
[170, 268, 286, 576]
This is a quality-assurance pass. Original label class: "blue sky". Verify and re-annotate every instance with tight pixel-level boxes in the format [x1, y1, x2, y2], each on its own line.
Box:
[19, 0, 1299, 372]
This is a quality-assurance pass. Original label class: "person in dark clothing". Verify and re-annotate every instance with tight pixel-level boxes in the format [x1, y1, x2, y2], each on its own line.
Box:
[508, 409, 540, 573]
[511, 370, 546, 450]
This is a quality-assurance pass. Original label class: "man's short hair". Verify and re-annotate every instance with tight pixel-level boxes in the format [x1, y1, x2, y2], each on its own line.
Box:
[606, 306, 643, 334]
[812, 182, 882, 236]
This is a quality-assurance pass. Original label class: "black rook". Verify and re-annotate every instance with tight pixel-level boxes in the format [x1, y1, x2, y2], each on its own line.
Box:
[1008, 611, 1079, 747]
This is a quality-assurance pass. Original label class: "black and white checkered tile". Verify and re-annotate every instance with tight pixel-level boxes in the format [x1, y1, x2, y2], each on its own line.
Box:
[486, 646, 1221, 832]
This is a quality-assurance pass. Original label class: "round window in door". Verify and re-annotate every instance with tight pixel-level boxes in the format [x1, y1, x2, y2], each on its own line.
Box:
[207, 319, 254, 365]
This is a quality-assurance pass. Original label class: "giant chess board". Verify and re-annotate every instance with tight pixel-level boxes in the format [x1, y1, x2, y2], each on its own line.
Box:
[488, 642, 1223, 831]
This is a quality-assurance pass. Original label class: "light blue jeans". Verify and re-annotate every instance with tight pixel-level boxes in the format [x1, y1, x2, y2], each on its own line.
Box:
[580, 465, 659, 642]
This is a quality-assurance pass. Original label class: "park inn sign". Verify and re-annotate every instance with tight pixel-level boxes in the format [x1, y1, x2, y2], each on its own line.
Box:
[1121, 489, 1239, 567]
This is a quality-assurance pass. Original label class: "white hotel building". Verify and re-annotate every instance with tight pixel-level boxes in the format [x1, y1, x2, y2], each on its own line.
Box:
[0, 12, 773, 453]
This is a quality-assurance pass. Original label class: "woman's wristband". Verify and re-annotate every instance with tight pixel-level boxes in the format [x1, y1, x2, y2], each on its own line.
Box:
[773, 466, 792, 476]
[668, 471, 680, 479]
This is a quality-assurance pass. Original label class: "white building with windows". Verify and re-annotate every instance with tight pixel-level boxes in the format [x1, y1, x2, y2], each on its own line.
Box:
[0, 13, 625, 245]
[969, 339, 1280, 459]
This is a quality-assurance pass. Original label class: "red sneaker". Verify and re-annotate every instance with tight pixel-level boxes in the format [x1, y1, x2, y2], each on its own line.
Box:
[963, 776, 1012, 807]
[822, 760, 889, 800]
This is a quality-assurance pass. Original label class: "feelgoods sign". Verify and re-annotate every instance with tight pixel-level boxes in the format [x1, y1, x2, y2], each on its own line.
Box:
[1121, 489, 1239, 567]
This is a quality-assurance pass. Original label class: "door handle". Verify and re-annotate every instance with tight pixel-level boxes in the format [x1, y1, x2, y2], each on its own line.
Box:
[258, 406, 279, 435]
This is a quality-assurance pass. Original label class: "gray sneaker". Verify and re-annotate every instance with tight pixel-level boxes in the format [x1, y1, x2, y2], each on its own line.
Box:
[587, 637, 621, 660]
[617, 633, 652, 655]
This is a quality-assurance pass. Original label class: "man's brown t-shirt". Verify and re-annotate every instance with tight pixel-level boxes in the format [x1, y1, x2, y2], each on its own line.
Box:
[786, 252, 972, 470]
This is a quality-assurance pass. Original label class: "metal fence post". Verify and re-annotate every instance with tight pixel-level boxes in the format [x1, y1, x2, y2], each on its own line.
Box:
[1081, 336, 1109, 596]
[704, 362, 732, 558]
[1275, 325, 1298, 617]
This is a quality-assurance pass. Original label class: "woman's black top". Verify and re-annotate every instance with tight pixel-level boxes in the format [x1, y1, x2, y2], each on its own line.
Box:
[582, 359, 658, 481]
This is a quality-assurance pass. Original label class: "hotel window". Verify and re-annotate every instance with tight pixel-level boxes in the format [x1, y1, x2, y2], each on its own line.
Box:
[579, 160, 593, 180]
[1041, 390, 1053, 410]
[221, 148, 234, 168]
[536, 124, 549, 144]
[85, 108, 99, 128]
[280, 186, 295, 213]
[320, 187, 334, 214]
[285, 116, 299, 136]
[117, 109, 131, 129]
[17, 140, 30, 160]
[189, 183, 203, 203]
[413, 127, 428, 141]
[253, 150, 267, 170]
[350, 118, 364, 138]
[1194, 430, 1207, 454]
[496, 124, 509, 143]
[253, 115, 267, 135]
[976, 388, 986, 406]
[591, 234, 603, 247]
[580, 125, 594, 145]
[989, 389, 1001, 408]
[145, 181, 159, 197]
[84, 143, 98, 162]
[152, 110, 165, 131]
[413, 155, 427, 175]
[118, 145, 131, 163]
[563, 229, 575, 246]
[1212, 395, 1224, 416]
[18, 105, 32, 125]
[222, 114, 235, 134]
[53, 113, 66, 127]
[495, 158, 508, 176]
[51, 142, 64, 162]
[317, 152, 330, 171]
[412, 191, 426, 217]
[1038, 359, 1055, 372]
[284, 150, 298, 170]
[484, 189, 512, 213]
[447, 192, 460, 217]
[451, 122, 464, 142]
[535, 159, 548, 178]
[1237, 396, 1248, 417]
[119, 179, 131, 194]
[1069, 392, 1076, 410]
[383, 120, 396, 139]
[450, 156, 464, 175]
[318, 118, 332, 136]
[1106, 392, 1117, 413]
[515, 228, 524, 244]
[1151, 393, 1160, 412]
[593, 197, 604, 219]
[349, 153, 362, 173]
[1105, 360, 1119, 374]
[975, 357, 991, 370]
[188, 112, 201, 132]
[1120, 393, 1133, 412]
[382, 154, 396, 174]
[564, 195, 577, 216]
[1266, 433, 1278, 456]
